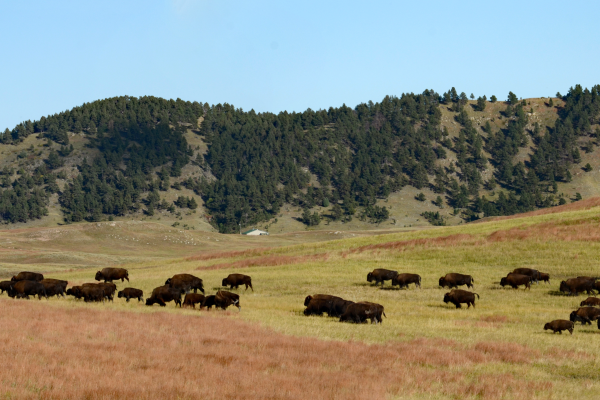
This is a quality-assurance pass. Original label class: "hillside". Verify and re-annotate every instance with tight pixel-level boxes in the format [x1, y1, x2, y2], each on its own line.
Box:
[1, 87, 599, 234]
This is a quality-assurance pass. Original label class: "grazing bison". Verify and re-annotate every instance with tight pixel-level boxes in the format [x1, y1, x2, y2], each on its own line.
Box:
[559, 278, 596, 296]
[222, 274, 253, 291]
[339, 302, 383, 324]
[215, 290, 240, 311]
[11, 272, 44, 282]
[0, 280, 15, 295]
[570, 307, 600, 325]
[66, 286, 83, 299]
[166, 274, 204, 294]
[512, 268, 541, 283]
[201, 295, 216, 310]
[539, 272, 550, 284]
[183, 293, 206, 309]
[544, 320, 574, 334]
[145, 285, 183, 307]
[118, 287, 144, 302]
[500, 273, 531, 290]
[391, 273, 421, 289]
[81, 285, 106, 303]
[10, 280, 48, 300]
[96, 282, 117, 301]
[304, 294, 343, 307]
[304, 298, 335, 316]
[580, 297, 600, 307]
[95, 268, 129, 283]
[40, 279, 68, 298]
[357, 302, 386, 324]
[367, 269, 398, 287]
[330, 298, 355, 318]
[443, 289, 479, 309]
[439, 273, 474, 289]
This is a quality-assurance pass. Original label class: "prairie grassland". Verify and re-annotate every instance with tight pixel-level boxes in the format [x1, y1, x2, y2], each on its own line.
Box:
[3, 203, 600, 399]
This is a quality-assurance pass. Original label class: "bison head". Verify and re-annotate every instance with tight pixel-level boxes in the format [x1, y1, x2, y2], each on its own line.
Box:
[438, 277, 446, 287]
[11, 276, 17, 281]
[500, 277, 507, 287]
[145, 298, 156, 306]
[94, 271, 103, 281]
[304, 296, 313, 307]
[117, 291, 123, 298]
[221, 278, 228, 287]
[443, 292, 451, 303]
[543, 323, 550, 331]
[367, 273, 373, 282]
[165, 278, 172, 285]
[559, 281, 568, 293]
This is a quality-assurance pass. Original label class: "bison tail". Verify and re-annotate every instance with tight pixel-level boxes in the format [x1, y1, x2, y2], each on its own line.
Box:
[383, 311, 387, 318]
[474, 293, 480, 299]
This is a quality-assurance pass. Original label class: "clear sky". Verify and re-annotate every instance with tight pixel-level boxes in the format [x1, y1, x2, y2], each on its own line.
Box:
[1, 1, 599, 130]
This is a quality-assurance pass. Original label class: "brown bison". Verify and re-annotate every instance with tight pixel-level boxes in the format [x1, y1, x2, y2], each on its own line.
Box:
[500, 273, 531, 290]
[367, 269, 398, 287]
[215, 290, 240, 311]
[391, 273, 421, 289]
[81, 285, 106, 303]
[443, 289, 479, 309]
[11, 272, 44, 282]
[202, 295, 216, 310]
[559, 278, 596, 296]
[439, 273, 474, 289]
[9, 281, 48, 300]
[145, 285, 183, 307]
[304, 294, 343, 307]
[544, 320, 574, 334]
[118, 287, 144, 302]
[0, 280, 16, 295]
[222, 274, 253, 291]
[96, 282, 117, 301]
[166, 274, 204, 294]
[512, 268, 541, 283]
[330, 298, 355, 318]
[66, 286, 83, 299]
[304, 298, 335, 316]
[40, 279, 68, 298]
[95, 268, 129, 283]
[580, 297, 600, 307]
[183, 293, 206, 309]
[539, 272, 550, 284]
[339, 302, 384, 324]
[570, 307, 600, 325]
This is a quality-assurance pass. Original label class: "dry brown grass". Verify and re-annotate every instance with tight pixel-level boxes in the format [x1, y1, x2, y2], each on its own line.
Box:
[487, 219, 600, 243]
[186, 247, 272, 262]
[198, 253, 329, 271]
[350, 233, 477, 254]
[486, 197, 600, 222]
[0, 299, 551, 400]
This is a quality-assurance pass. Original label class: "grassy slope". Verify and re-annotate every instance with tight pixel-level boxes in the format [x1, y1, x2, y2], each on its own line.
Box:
[1, 200, 599, 398]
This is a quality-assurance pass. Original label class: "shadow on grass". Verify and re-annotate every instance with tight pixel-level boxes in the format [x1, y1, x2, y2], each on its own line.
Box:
[547, 290, 575, 297]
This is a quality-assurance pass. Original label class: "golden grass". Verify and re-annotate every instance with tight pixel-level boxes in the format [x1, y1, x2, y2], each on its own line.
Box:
[3, 205, 600, 398]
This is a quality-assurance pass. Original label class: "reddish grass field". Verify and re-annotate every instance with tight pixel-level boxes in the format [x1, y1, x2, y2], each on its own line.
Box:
[0, 299, 551, 400]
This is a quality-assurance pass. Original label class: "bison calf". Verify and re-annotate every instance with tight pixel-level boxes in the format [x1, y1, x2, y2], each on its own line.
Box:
[183, 293, 206, 309]
[222, 274, 253, 291]
[118, 287, 144, 302]
[443, 289, 479, 309]
[0, 280, 15, 295]
[544, 320, 574, 334]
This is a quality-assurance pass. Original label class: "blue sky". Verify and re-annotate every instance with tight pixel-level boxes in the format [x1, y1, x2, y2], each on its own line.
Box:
[1, 1, 599, 130]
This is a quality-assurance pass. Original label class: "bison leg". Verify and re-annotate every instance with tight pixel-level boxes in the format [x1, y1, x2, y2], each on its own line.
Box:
[455, 302, 461, 309]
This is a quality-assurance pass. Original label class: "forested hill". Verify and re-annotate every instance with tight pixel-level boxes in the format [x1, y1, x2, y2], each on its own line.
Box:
[1, 86, 599, 233]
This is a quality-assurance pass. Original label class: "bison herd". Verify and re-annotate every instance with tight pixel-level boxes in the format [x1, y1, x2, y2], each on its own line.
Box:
[1, 269, 251, 313]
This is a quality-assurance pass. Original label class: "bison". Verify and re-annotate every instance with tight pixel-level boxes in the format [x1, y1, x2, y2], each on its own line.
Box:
[500, 273, 531, 290]
[81, 285, 106, 303]
[304, 294, 343, 307]
[215, 290, 240, 311]
[391, 273, 421, 289]
[166, 274, 204, 294]
[222, 274, 253, 291]
[304, 298, 334, 316]
[439, 273, 474, 289]
[183, 293, 206, 309]
[443, 289, 479, 309]
[95, 268, 129, 283]
[201, 295, 216, 310]
[40, 279, 68, 298]
[580, 297, 600, 307]
[330, 298, 355, 318]
[512, 268, 541, 283]
[559, 278, 596, 296]
[539, 272, 550, 284]
[339, 302, 384, 324]
[544, 320, 574, 334]
[11, 272, 44, 282]
[10, 280, 48, 300]
[367, 269, 398, 287]
[570, 307, 600, 325]
[0, 280, 15, 295]
[118, 287, 144, 302]
[96, 282, 117, 301]
[145, 285, 183, 307]
[66, 286, 83, 299]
